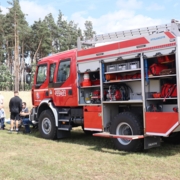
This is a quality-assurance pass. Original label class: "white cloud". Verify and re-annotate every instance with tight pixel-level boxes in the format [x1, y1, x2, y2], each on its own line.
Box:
[0, 5, 9, 14]
[19, 0, 58, 25]
[71, 0, 164, 35]
[147, 3, 164, 11]
[116, 0, 143, 10]
[1, 0, 165, 39]
[71, 9, 163, 34]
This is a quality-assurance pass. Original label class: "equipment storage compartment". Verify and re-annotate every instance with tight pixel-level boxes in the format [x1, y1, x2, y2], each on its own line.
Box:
[163, 104, 178, 112]
[130, 92, 142, 100]
[103, 57, 142, 102]
[106, 64, 117, 72]
[117, 63, 128, 71]
[128, 61, 139, 69]
[144, 54, 177, 104]
[83, 106, 102, 131]
[104, 58, 141, 74]
[78, 70, 101, 105]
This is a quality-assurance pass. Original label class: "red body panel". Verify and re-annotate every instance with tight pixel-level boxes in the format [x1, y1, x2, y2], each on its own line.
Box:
[77, 37, 149, 57]
[52, 52, 77, 106]
[120, 37, 149, 48]
[164, 32, 175, 39]
[77, 42, 120, 57]
[77, 32, 176, 62]
[32, 50, 78, 107]
[145, 112, 179, 135]
[84, 106, 102, 130]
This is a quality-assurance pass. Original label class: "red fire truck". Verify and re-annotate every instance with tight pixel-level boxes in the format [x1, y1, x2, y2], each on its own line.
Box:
[30, 19, 180, 151]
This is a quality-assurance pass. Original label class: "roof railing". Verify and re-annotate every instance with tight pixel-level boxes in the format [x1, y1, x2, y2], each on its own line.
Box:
[77, 19, 180, 50]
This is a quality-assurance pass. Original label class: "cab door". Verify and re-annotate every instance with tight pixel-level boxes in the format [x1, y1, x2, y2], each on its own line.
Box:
[50, 57, 78, 106]
[33, 63, 48, 106]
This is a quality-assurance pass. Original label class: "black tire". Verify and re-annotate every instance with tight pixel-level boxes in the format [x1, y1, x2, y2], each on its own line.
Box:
[162, 132, 180, 144]
[39, 110, 57, 140]
[110, 112, 143, 152]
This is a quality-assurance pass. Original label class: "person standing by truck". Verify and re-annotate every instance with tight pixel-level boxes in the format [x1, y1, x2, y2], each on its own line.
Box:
[9, 91, 22, 133]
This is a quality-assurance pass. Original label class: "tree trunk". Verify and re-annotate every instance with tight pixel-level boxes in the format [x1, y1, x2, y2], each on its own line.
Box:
[14, 12, 19, 91]
[33, 37, 42, 63]
[20, 42, 25, 90]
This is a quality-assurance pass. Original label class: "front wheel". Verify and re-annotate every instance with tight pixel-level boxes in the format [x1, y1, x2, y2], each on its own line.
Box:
[110, 112, 143, 152]
[39, 110, 57, 139]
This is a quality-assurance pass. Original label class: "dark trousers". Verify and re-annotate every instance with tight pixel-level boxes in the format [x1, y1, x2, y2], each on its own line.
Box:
[0, 118, 4, 129]
[22, 118, 33, 133]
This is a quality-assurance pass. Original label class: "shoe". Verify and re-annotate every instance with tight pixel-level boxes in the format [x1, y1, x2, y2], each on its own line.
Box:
[32, 120, 38, 124]
[23, 131, 31, 134]
[8, 130, 13, 133]
[16, 130, 19, 134]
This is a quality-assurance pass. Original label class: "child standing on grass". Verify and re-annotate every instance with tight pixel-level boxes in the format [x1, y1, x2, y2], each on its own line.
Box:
[0, 93, 5, 130]
[0, 105, 5, 130]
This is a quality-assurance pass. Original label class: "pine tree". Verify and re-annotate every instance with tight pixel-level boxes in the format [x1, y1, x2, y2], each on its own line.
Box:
[57, 11, 69, 51]
[84, 20, 96, 40]
[0, 7, 5, 64]
[1, 3, 96, 90]
[67, 20, 82, 50]
[5, 0, 29, 91]
[56, 11, 83, 51]
[44, 13, 59, 53]
[30, 19, 51, 63]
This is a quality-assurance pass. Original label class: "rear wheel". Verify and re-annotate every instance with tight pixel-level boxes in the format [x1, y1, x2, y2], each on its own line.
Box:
[39, 110, 57, 139]
[110, 112, 143, 152]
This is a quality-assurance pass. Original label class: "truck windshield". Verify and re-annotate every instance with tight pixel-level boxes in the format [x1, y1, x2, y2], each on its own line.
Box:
[36, 64, 47, 84]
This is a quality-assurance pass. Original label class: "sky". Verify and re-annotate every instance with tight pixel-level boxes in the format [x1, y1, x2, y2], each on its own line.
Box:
[0, 0, 180, 35]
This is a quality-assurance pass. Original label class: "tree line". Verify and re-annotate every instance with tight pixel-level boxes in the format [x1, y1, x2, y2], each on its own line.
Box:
[0, 0, 96, 91]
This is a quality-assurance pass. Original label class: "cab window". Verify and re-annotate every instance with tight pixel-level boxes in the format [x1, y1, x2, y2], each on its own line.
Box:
[57, 59, 70, 83]
[49, 63, 56, 83]
[36, 64, 47, 84]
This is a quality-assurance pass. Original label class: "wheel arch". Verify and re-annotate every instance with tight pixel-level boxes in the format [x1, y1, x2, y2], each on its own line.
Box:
[37, 98, 58, 127]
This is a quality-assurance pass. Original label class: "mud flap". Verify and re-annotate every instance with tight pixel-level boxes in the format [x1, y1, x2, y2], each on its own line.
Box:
[144, 136, 161, 149]
[57, 129, 71, 139]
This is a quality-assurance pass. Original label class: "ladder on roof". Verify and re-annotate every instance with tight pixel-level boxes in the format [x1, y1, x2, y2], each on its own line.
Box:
[77, 19, 180, 50]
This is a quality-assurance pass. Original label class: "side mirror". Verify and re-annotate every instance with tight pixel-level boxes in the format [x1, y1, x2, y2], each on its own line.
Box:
[26, 74, 31, 84]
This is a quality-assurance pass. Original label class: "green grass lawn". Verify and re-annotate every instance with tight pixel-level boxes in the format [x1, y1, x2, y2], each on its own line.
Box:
[1, 91, 180, 179]
[1, 126, 180, 180]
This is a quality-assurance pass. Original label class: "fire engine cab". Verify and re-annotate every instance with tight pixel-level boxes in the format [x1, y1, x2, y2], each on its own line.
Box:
[30, 19, 180, 152]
